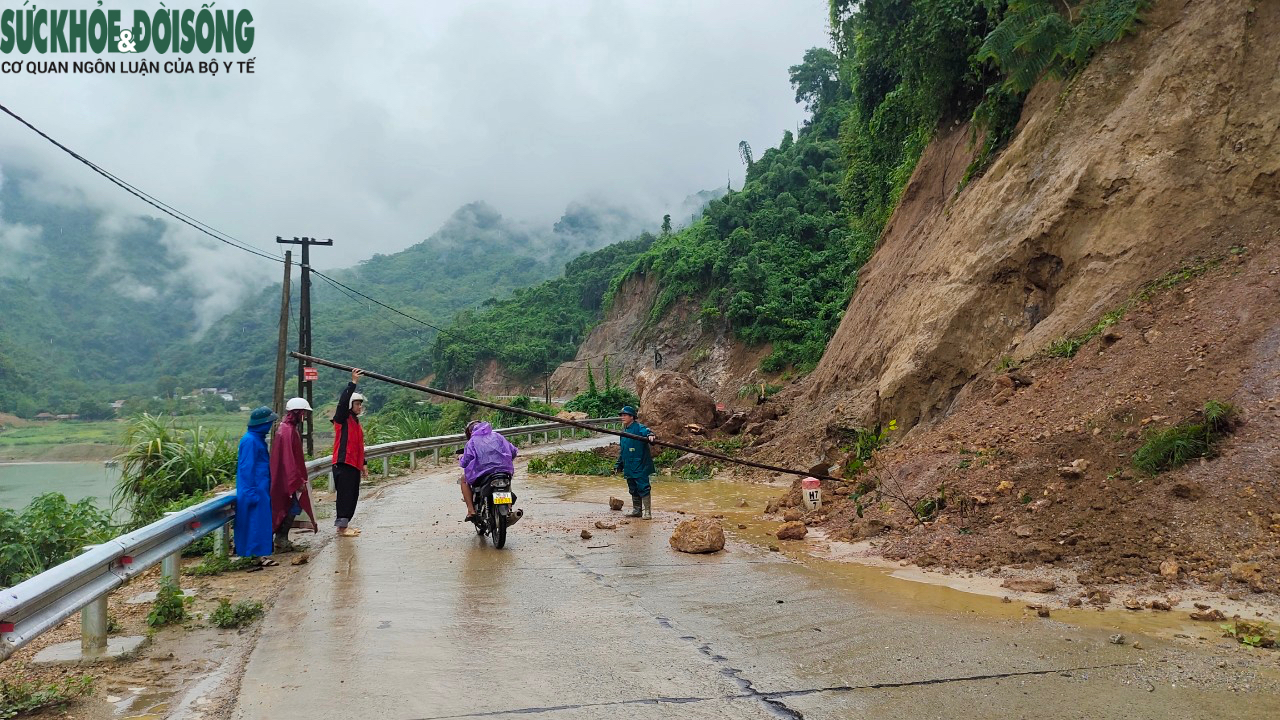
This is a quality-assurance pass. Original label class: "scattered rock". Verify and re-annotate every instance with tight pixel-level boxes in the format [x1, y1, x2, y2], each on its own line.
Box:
[556, 410, 589, 421]
[1013, 525, 1034, 539]
[1190, 608, 1226, 622]
[765, 499, 781, 514]
[1109, 634, 1126, 645]
[609, 497, 625, 512]
[768, 544, 780, 552]
[1000, 578, 1057, 593]
[1123, 597, 1142, 610]
[291, 554, 309, 566]
[720, 412, 748, 435]
[915, 554, 939, 568]
[580, 530, 593, 540]
[852, 519, 890, 539]
[1037, 607, 1051, 618]
[1229, 561, 1265, 592]
[669, 517, 726, 554]
[737, 524, 747, 530]
[1169, 481, 1204, 500]
[1149, 599, 1172, 612]
[1159, 558, 1180, 578]
[782, 508, 803, 523]
[1101, 328, 1123, 344]
[1193, 602, 1210, 611]
[1087, 588, 1112, 605]
[1058, 459, 1090, 478]
[594, 521, 617, 530]
[776, 521, 808, 541]
[1068, 597, 1083, 608]
[737, 498, 750, 508]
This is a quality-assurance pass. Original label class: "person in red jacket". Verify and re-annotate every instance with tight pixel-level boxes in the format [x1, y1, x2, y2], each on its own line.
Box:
[270, 396, 319, 552]
[331, 368, 367, 537]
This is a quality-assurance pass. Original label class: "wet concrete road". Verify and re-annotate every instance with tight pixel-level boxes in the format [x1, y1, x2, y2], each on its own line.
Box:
[234, 445, 1280, 720]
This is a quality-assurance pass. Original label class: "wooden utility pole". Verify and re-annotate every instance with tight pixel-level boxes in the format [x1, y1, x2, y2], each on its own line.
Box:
[276, 236, 334, 456]
[271, 251, 293, 417]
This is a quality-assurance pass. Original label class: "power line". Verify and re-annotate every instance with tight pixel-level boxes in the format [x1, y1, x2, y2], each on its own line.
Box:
[0, 102, 286, 264]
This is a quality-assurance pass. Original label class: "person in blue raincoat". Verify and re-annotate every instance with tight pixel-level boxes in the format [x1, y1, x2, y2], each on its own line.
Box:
[613, 405, 658, 520]
[235, 406, 278, 563]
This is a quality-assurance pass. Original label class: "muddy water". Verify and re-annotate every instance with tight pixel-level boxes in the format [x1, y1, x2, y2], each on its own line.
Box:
[538, 471, 1274, 643]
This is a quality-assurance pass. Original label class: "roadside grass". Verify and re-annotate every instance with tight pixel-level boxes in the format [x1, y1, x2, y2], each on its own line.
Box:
[209, 599, 265, 629]
[0, 674, 94, 718]
[1132, 401, 1237, 473]
[1045, 257, 1220, 359]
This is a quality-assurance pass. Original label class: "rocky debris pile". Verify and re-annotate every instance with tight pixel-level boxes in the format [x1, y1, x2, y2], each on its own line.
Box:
[635, 369, 718, 441]
[670, 517, 725, 554]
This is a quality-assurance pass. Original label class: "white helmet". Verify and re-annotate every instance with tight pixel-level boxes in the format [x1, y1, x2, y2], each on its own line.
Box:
[285, 397, 312, 412]
[350, 392, 366, 407]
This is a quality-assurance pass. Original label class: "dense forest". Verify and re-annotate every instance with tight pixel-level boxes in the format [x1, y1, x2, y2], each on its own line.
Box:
[424, 0, 1149, 384]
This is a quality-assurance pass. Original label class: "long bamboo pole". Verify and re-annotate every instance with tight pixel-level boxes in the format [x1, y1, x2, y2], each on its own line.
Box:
[291, 352, 838, 483]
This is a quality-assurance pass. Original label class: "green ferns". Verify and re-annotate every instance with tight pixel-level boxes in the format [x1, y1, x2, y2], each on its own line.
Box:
[977, 0, 1149, 92]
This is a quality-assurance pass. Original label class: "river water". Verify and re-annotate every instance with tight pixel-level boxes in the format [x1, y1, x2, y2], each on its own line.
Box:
[0, 461, 120, 512]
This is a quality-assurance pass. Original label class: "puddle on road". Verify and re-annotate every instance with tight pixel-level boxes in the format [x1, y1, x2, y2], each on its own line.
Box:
[529, 471, 1268, 648]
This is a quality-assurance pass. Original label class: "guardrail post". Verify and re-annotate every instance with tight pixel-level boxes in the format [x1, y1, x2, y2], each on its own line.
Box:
[383, 457, 390, 478]
[162, 550, 182, 586]
[81, 594, 108, 656]
[410, 451, 417, 470]
[542, 431, 548, 443]
[557, 428, 562, 441]
[526, 433, 533, 445]
[433, 448, 439, 466]
[213, 522, 230, 558]
[78, 543, 109, 656]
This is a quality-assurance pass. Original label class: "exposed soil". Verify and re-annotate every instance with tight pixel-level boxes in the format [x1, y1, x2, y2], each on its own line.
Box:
[771, 240, 1280, 606]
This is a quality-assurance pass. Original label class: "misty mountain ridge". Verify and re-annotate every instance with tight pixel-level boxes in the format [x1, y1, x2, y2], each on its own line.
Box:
[0, 166, 696, 415]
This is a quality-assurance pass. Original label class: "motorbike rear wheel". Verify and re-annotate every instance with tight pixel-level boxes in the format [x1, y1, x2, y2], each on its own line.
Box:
[489, 499, 508, 549]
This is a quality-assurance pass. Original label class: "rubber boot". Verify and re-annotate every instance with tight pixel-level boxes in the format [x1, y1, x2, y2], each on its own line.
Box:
[641, 496, 652, 520]
[626, 495, 643, 518]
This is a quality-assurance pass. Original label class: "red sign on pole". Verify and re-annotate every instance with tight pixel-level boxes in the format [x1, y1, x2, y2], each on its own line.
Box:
[303, 367, 319, 383]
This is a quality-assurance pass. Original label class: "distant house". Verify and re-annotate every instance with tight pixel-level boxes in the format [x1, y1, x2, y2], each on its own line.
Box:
[35, 412, 56, 420]
[110, 400, 126, 410]
[219, 393, 234, 402]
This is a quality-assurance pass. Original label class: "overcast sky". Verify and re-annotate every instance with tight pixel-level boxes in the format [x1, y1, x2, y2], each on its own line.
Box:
[0, 0, 830, 275]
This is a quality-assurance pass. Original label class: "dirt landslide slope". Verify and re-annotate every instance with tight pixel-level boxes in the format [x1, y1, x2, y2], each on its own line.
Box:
[753, 0, 1280, 594]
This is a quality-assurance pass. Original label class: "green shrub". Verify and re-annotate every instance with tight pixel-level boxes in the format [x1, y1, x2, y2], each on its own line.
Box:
[527, 451, 614, 476]
[146, 578, 189, 627]
[0, 493, 112, 587]
[183, 553, 259, 577]
[0, 675, 93, 719]
[1132, 401, 1236, 473]
[113, 414, 235, 527]
[840, 420, 897, 477]
[209, 598, 265, 629]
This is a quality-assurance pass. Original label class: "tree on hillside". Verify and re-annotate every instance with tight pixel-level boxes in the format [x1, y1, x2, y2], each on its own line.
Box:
[661, 215, 672, 236]
[788, 47, 840, 114]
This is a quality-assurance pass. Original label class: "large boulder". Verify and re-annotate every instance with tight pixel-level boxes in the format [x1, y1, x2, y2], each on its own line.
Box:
[635, 369, 718, 441]
[776, 521, 808, 541]
[670, 517, 726, 554]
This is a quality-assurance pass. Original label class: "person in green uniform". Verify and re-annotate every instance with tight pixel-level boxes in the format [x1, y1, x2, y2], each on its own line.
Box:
[613, 405, 658, 519]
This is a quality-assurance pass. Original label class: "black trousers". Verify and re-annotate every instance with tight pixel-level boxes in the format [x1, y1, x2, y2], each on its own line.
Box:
[333, 463, 362, 526]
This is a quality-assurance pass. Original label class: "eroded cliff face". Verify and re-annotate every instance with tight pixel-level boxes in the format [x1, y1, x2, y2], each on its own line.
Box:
[548, 272, 776, 405]
[761, 0, 1279, 464]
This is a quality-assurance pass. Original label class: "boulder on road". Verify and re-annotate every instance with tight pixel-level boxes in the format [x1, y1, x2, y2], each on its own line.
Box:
[776, 521, 808, 541]
[636, 369, 718, 441]
[670, 517, 726, 554]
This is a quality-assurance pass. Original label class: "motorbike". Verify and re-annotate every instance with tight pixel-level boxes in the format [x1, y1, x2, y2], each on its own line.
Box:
[469, 470, 520, 549]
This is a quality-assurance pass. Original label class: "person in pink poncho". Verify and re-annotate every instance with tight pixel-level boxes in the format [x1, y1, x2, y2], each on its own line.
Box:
[270, 397, 319, 551]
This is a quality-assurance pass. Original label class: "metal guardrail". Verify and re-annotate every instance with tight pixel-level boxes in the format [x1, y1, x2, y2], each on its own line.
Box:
[0, 418, 616, 662]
